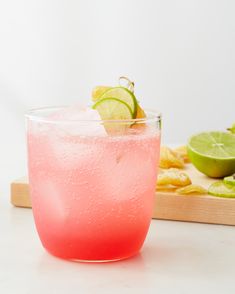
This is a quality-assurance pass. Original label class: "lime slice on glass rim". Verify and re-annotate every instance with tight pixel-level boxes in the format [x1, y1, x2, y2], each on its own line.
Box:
[223, 175, 235, 186]
[227, 122, 235, 134]
[93, 97, 134, 134]
[208, 181, 235, 198]
[93, 97, 133, 120]
[100, 87, 138, 118]
[187, 132, 235, 178]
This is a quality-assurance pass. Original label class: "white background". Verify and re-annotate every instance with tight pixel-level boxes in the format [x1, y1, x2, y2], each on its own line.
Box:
[0, 0, 235, 189]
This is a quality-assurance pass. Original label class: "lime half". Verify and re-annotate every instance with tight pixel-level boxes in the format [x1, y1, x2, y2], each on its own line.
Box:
[100, 87, 137, 118]
[208, 181, 235, 198]
[187, 132, 235, 178]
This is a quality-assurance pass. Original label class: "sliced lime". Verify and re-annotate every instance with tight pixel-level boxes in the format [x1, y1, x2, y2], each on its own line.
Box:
[92, 97, 133, 134]
[224, 175, 235, 186]
[187, 132, 235, 178]
[100, 87, 137, 118]
[93, 97, 133, 120]
[227, 122, 235, 134]
[208, 181, 235, 198]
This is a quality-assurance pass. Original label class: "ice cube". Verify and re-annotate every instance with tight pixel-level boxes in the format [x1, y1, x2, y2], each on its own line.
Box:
[50, 105, 107, 136]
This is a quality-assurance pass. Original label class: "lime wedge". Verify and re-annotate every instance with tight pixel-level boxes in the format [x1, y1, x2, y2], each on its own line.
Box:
[187, 132, 235, 178]
[100, 87, 137, 118]
[208, 181, 235, 198]
[224, 175, 235, 186]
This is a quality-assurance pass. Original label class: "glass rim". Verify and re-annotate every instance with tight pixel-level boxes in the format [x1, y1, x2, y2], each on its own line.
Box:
[25, 106, 162, 124]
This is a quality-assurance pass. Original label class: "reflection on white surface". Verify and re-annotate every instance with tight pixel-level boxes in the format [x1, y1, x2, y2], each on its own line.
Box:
[1, 197, 235, 294]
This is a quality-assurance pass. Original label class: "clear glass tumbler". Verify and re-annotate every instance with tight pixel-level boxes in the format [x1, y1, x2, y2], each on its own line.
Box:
[26, 107, 161, 262]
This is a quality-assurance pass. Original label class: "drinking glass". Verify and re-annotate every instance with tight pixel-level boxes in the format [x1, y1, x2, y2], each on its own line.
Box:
[26, 107, 161, 262]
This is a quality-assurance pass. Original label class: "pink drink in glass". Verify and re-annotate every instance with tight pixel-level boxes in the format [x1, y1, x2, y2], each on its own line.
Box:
[27, 107, 161, 261]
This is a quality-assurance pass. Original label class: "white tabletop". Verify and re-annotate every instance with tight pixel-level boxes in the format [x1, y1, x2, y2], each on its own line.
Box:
[1, 194, 235, 294]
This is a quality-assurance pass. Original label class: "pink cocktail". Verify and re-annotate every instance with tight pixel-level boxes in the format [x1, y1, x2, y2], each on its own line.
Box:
[26, 107, 161, 261]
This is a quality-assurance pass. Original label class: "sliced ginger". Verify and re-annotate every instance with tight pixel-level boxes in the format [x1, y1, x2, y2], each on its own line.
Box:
[157, 145, 207, 195]
[157, 168, 192, 187]
[173, 145, 190, 163]
[159, 146, 184, 169]
[130, 103, 146, 131]
[156, 185, 178, 192]
[176, 184, 207, 195]
[135, 104, 146, 119]
[156, 167, 207, 195]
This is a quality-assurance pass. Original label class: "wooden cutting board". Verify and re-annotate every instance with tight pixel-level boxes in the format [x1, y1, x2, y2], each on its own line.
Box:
[11, 164, 235, 226]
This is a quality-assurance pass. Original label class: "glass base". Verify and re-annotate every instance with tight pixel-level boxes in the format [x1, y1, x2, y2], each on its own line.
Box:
[69, 257, 126, 263]
[46, 248, 139, 263]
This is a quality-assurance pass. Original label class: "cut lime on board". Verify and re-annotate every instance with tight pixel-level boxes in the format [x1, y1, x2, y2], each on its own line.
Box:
[224, 175, 235, 186]
[208, 181, 235, 198]
[187, 132, 235, 178]
[100, 87, 137, 118]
